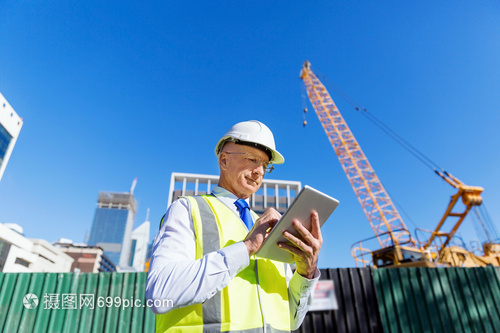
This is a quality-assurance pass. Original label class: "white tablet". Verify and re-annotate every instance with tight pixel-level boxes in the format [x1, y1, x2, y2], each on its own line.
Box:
[255, 185, 339, 263]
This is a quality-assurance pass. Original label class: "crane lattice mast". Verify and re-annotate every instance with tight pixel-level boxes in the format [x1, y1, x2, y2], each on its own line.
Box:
[300, 60, 415, 248]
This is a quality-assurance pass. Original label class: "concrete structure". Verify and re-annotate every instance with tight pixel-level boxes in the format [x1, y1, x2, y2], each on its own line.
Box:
[88, 180, 138, 268]
[168, 172, 302, 214]
[0, 223, 73, 272]
[55, 241, 116, 272]
[0, 92, 23, 182]
[129, 217, 150, 271]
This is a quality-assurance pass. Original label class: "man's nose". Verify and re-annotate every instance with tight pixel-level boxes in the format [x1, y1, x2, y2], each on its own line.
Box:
[253, 163, 265, 176]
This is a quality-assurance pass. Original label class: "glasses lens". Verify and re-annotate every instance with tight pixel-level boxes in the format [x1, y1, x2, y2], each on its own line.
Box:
[265, 163, 273, 173]
[245, 154, 260, 166]
[244, 153, 273, 173]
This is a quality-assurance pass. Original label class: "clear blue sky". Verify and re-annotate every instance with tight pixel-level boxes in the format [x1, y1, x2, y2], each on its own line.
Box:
[1, 1, 499, 268]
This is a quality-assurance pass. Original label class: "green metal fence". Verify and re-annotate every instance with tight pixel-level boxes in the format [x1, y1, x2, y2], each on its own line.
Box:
[373, 267, 500, 333]
[1, 268, 499, 333]
[0, 272, 155, 333]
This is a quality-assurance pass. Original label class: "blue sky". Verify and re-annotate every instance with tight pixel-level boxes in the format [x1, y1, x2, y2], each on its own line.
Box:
[1, 1, 499, 268]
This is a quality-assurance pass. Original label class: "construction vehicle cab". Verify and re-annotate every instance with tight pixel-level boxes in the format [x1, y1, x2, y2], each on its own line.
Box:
[372, 245, 437, 268]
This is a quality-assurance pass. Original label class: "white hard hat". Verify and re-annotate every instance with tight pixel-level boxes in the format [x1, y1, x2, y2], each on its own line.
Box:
[215, 120, 285, 164]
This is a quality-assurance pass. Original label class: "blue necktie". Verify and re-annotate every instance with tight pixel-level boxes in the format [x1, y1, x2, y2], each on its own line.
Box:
[235, 199, 253, 230]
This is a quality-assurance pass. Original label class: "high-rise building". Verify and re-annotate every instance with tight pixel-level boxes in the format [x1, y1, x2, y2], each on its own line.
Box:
[0, 93, 23, 182]
[88, 179, 137, 268]
[128, 212, 150, 271]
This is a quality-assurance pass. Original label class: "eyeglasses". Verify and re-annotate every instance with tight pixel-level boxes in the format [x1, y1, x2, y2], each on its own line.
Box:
[223, 151, 274, 173]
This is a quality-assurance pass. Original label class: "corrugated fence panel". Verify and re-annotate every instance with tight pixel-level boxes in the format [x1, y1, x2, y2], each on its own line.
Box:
[79, 272, 98, 333]
[118, 273, 135, 333]
[2, 268, 500, 333]
[374, 267, 500, 333]
[18, 273, 45, 333]
[0, 272, 155, 333]
[294, 268, 383, 333]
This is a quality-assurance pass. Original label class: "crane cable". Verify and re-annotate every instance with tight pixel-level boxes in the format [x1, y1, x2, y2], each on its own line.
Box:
[472, 207, 491, 243]
[315, 71, 444, 173]
[471, 205, 500, 243]
[385, 187, 420, 230]
[303, 68, 499, 243]
[301, 69, 422, 229]
[299, 80, 308, 127]
[481, 204, 500, 241]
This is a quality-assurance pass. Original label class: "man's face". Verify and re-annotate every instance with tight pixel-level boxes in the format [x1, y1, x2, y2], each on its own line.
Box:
[218, 142, 270, 199]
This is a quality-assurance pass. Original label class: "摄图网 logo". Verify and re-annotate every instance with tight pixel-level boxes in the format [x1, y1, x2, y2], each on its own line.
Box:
[23, 293, 39, 309]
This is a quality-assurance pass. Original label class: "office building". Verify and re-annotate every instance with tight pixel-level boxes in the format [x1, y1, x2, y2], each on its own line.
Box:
[0, 93, 23, 182]
[55, 241, 116, 272]
[128, 215, 150, 271]
[88, 179, 138, 268]
[168, 172, 302, 214]
[0, 223, 73, 272]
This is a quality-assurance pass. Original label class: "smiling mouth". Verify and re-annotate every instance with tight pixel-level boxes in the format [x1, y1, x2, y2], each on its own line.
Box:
[246, 177, 259, 186]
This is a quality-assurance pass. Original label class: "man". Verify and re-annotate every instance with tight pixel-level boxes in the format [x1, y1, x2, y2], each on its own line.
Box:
[146, 120, 322, 332]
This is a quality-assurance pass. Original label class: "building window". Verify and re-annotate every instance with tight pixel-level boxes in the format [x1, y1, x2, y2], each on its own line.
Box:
[15, 257, 30, 268]
[0, 124, 12, 166]
[129, 240, 137, 266]
[38, 254, 55, 264]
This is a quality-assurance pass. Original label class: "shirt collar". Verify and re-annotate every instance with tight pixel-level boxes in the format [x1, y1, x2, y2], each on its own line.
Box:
[211, 186, 250, 213]
[211, 186, 238, 201]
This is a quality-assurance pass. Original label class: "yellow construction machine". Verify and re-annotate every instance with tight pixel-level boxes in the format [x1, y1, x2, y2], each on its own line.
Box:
[299, 60, 500, 268]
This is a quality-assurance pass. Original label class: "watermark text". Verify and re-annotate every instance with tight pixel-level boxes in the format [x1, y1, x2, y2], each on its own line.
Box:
[23, 293, 173, 310]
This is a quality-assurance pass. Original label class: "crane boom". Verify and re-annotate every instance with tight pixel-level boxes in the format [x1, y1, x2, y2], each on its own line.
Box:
[299, 60, 415, 248]
[300, 60, 499, 268]
[424, 170, 483, 252]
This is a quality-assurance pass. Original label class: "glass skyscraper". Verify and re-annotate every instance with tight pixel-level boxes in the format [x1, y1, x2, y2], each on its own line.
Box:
[88, 190, 137, 268]
[0, 93, 23, 182]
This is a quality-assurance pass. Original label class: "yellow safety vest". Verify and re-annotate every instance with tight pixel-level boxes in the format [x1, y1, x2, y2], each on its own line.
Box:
[156, 195, 291, 333]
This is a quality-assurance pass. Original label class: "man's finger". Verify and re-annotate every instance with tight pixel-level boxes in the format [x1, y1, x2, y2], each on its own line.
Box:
[277, 242, 302, 256]
[283, 230, 310, 253]
[310, 211, 322, 241]
[291, 220, 317, 244]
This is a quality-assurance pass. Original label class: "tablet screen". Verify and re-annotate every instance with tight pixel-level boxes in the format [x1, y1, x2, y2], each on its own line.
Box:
[255, 185, 339, 263]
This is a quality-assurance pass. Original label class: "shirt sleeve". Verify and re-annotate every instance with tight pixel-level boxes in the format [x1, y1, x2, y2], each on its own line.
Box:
[145, 198, 250, 314]
[287, 266, 320, 330]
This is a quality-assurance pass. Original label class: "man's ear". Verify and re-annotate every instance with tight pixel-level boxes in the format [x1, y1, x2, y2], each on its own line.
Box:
[219, 153, 228, 169]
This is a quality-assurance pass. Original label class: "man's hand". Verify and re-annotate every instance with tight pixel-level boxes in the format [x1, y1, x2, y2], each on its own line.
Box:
[278, 211, 322, 279]
[243, 208, 281, 256]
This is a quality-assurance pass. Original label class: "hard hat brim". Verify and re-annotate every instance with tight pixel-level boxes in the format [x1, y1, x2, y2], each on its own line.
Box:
[215, 136, 285, 165]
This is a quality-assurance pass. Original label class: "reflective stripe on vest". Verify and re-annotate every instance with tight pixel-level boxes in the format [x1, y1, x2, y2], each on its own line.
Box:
[155, 195, 291, 333]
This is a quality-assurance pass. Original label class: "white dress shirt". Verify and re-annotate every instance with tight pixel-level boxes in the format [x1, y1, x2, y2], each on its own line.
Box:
[145, 186, 319, 330]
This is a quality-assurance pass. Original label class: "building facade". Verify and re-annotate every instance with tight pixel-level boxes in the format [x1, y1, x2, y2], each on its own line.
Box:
[167, 172, 302, 215]
[88, 190, 137, 268]
[129, 219, 150, 271]
[55, 242, 116, 272]
[0, 93, 23, 182]
[0, 223, 73, 272]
